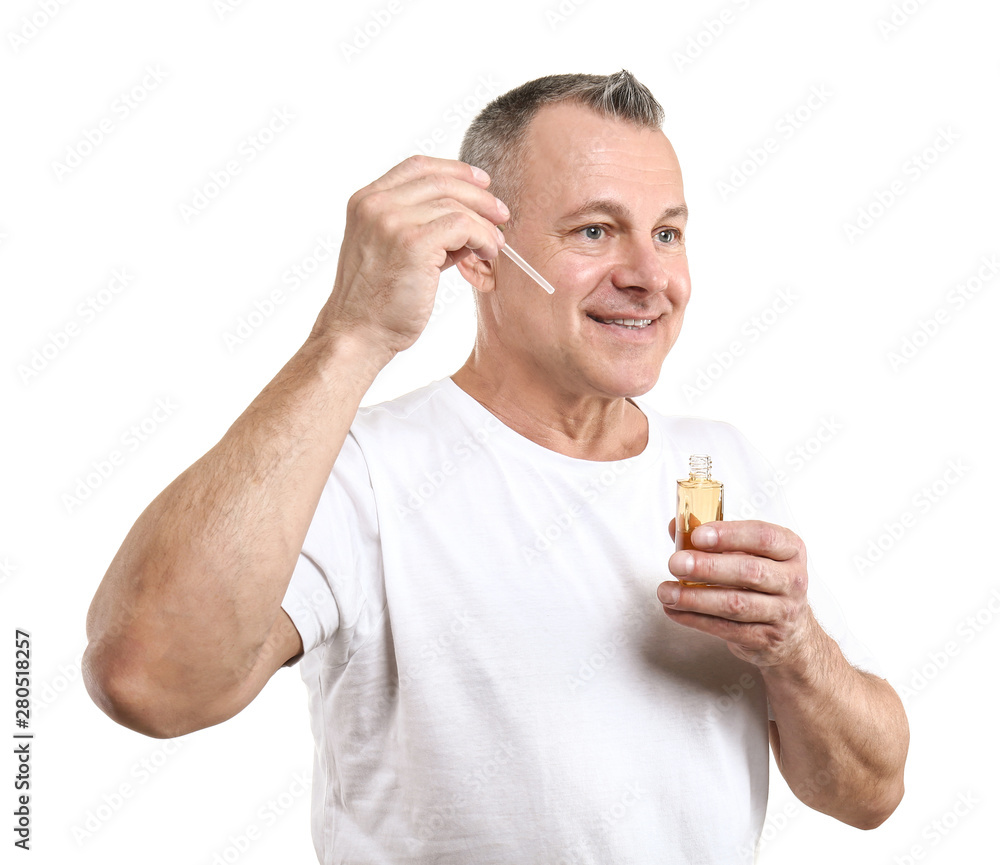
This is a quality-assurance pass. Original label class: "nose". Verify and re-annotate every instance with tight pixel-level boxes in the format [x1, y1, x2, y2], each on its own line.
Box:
[609, 233, 674, 295]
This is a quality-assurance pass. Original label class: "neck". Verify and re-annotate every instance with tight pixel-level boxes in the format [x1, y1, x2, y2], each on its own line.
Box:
[450, 353, 648, 461]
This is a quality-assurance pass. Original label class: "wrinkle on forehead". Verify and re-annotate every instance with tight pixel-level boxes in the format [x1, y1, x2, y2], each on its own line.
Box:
[516, 102, 683, 222]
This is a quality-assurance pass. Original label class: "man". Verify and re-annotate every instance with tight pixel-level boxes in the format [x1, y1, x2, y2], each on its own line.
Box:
[83, 71, 908, 863]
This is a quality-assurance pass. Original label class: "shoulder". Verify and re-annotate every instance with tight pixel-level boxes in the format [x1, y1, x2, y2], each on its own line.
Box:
[357, 377, 450, 421]
[346, 378, 475, 478]
[352, 377, 456, 439]
[638, 402, 781, 507]
[639, 402, 760, 460]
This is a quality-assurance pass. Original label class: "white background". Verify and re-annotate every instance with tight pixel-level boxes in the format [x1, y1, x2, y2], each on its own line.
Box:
[2, 0, 998, 862]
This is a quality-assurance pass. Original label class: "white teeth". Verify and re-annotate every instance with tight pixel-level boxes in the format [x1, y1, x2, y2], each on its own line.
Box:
[596, 317, 653, 328]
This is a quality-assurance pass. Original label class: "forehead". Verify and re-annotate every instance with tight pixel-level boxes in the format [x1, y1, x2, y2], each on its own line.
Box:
[517, 101, 683, 217]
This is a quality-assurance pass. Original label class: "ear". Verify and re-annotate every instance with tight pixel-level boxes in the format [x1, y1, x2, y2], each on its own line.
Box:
[455, 250, 498, 294]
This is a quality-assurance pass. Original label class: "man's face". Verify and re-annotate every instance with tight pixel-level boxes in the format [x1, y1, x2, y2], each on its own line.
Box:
[472, 100, 690, 400]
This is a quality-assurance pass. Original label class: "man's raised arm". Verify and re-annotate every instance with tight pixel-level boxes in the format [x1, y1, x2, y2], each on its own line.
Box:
[82, 156, 510, 738]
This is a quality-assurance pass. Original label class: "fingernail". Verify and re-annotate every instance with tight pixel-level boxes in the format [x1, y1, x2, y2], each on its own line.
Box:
[695, 525, 718, 548]
[496, 226, 505, 246]
[496, 198, 510, 219]
[471, 165, 489, 183]
[672, 551, 694, 576]
[658, 583, 680, 605]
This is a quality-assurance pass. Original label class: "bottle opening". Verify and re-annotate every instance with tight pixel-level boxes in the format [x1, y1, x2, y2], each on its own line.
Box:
[689, 454, 712, 479]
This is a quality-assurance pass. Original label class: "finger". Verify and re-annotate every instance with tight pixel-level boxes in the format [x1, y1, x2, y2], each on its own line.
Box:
[387, 173, 511, 227]
[415, 195, 507, 260]
[657, 581, 784, 625]
[374, 154, 492, 193]
[667, 548, 785, 594]
[688, 520, 802, 562]
[659, 605, 765, 647]
[389, 199, 505, 264]
[668, 517, 676, 543]
[416, 208, 506, 266]
[366, 156, 509, 226]
[351, 174, 509, 263]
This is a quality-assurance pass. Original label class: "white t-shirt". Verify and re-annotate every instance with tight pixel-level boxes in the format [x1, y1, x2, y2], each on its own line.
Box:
[281, 376, 878, 865]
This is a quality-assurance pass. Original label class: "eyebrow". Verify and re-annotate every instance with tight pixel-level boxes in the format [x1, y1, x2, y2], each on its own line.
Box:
[558, 198, 689, 226]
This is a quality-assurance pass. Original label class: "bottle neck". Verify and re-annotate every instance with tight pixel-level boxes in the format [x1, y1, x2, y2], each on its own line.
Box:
[689, 453, 712, 480]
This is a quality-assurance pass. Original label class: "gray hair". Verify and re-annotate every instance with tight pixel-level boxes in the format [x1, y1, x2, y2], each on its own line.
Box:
[458, 70, 665, 229]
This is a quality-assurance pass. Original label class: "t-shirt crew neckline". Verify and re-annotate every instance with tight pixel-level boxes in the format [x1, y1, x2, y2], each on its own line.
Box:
[439, 375, 663, 470]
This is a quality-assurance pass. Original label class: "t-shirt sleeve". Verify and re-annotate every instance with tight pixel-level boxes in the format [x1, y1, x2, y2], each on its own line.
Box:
[280, 430, 382, 666]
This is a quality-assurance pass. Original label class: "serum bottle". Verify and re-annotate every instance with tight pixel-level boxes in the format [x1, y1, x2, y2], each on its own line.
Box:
[676, 454, 723, 586]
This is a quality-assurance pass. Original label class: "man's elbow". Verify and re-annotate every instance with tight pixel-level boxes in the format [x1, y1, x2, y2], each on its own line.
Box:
[82, 640, 212, 740]
[851, 689, 909, 829]
[846, 778, 906, 830]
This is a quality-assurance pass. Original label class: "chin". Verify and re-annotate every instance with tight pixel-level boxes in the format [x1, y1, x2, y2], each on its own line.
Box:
[593, 365, 661, 399]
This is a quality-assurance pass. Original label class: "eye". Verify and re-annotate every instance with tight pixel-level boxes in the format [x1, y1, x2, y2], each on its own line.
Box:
[657, 228, 681, 244]
[581, 225, 605, 240]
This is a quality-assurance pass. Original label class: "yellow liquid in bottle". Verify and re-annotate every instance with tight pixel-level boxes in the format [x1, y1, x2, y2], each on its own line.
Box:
[676, 476, 723, 587]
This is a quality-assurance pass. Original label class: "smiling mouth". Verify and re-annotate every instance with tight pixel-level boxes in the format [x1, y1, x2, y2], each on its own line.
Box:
[587, 314, 656, 329]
